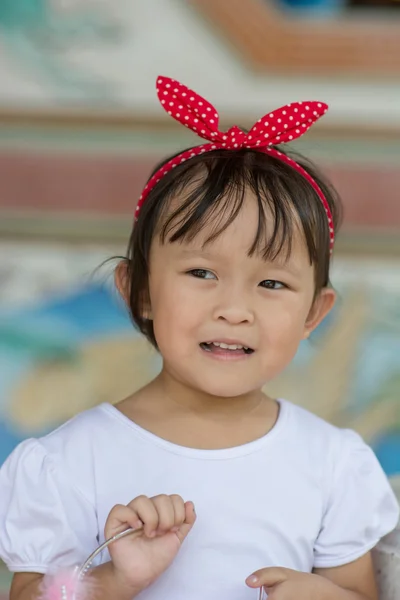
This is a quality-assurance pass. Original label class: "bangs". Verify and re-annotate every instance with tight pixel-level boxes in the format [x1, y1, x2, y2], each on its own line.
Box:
[154, 149, 326, 265]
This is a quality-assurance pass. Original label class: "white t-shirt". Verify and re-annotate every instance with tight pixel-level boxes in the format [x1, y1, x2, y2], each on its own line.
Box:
[0, 400, 398, 600]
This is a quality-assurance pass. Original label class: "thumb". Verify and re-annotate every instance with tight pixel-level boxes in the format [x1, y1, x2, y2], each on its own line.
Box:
[246, 567, 290, 589]
[176, 501, 196, 543]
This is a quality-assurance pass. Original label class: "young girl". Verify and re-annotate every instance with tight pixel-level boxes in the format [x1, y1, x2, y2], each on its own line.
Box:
[0, 76, 398, 600]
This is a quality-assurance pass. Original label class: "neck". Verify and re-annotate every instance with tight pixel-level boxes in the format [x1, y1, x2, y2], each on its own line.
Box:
[117, 366, 279, 449]
[150, 367, 268, 420]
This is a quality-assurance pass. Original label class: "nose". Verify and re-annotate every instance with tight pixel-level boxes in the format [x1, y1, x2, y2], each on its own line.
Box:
[212, 289, 255, 325]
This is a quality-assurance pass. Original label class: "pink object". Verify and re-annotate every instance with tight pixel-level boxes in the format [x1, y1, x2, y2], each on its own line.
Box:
[36, 528, 139, 600]
[38, 568, 95, 600]
[135, 75, 334, 252]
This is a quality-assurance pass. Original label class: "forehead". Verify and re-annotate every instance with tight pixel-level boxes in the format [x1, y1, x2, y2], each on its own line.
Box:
[157, 189, 310, 267]
[185, 197, 263, 249]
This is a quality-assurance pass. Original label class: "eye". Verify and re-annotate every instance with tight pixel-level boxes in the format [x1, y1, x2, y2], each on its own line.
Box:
[188, 269, 216, 280]
[259, 280, 286, 290]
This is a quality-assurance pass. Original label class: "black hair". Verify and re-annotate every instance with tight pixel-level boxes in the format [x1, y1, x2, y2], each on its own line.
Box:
[123, 146, 342, 348]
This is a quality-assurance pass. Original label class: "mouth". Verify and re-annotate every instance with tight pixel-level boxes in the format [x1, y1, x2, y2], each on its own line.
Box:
[200, 341, 254, 356]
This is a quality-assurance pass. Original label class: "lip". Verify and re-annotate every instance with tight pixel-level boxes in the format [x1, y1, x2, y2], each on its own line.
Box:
[203, 338, 254, 348]
[199, 343, 254, 361]
[200, 339, 255, 361]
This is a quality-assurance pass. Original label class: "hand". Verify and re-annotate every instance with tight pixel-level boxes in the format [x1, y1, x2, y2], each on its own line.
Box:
[104, 494, 196, 593]
[246, 567, 335, 599]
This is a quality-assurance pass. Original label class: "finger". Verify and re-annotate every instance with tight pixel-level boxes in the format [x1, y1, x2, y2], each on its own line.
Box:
[175, 501, 196, 543]
[151, 494, 176, 533]
[128, 495, 160, 537]
[170, 494, 186, 531]
[246, 567, 291, 588]
[104, 504, 142, 540]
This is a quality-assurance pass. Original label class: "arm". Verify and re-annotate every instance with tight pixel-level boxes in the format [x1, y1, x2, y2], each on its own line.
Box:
[246, 552, 378, 600]
[10, 494, 196, 600]
[314, 552, 378, 600]
[10, 563, 143, 600]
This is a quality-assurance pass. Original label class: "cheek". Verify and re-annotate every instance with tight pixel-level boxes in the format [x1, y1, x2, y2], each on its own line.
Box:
[262, 298, 309, 343]
[261, 306, 306, 370]
[150, 276, 202, 337]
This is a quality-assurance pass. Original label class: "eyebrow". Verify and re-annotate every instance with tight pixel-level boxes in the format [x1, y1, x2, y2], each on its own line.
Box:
[263, 256, 306, 277]
[274, 264, 303, 278]
[178, 249, 216, 259]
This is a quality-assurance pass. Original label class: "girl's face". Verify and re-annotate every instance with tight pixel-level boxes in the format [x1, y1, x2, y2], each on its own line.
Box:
[145, 192, 335, 398]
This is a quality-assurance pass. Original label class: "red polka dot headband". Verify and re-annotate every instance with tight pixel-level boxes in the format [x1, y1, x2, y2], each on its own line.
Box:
[136, 76, 335, 251]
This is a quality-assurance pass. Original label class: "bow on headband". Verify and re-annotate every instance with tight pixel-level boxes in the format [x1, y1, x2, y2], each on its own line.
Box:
[135, 76, 334, 251]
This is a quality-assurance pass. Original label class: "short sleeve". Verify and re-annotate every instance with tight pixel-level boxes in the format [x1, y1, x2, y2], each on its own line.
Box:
[314, 430, 400, 568]
[0, 439, 99, 573]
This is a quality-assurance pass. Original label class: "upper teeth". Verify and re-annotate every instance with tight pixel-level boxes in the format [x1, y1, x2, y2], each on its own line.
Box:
[211, 342, 248, 350]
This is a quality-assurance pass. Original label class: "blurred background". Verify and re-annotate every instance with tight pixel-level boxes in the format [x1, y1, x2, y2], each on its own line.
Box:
[1, 0, 400, 589]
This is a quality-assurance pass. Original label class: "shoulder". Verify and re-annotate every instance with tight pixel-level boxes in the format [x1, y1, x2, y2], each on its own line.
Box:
[279, 399, 370, 471]
[281, 398, 349, 445]
[0, 409, 110, 571]
[281, 399, 399, 536]
[40, 403, 118, 453]
[36, 403, 123, 502]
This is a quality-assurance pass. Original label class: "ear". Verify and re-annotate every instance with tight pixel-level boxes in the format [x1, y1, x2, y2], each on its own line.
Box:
[303, 287, 336, 339]
[114, 260, 130, 304]
[114, 260, 153, 319]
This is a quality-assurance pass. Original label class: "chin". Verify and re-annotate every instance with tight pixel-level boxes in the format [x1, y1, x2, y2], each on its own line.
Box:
[191, 376, 258, 399]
